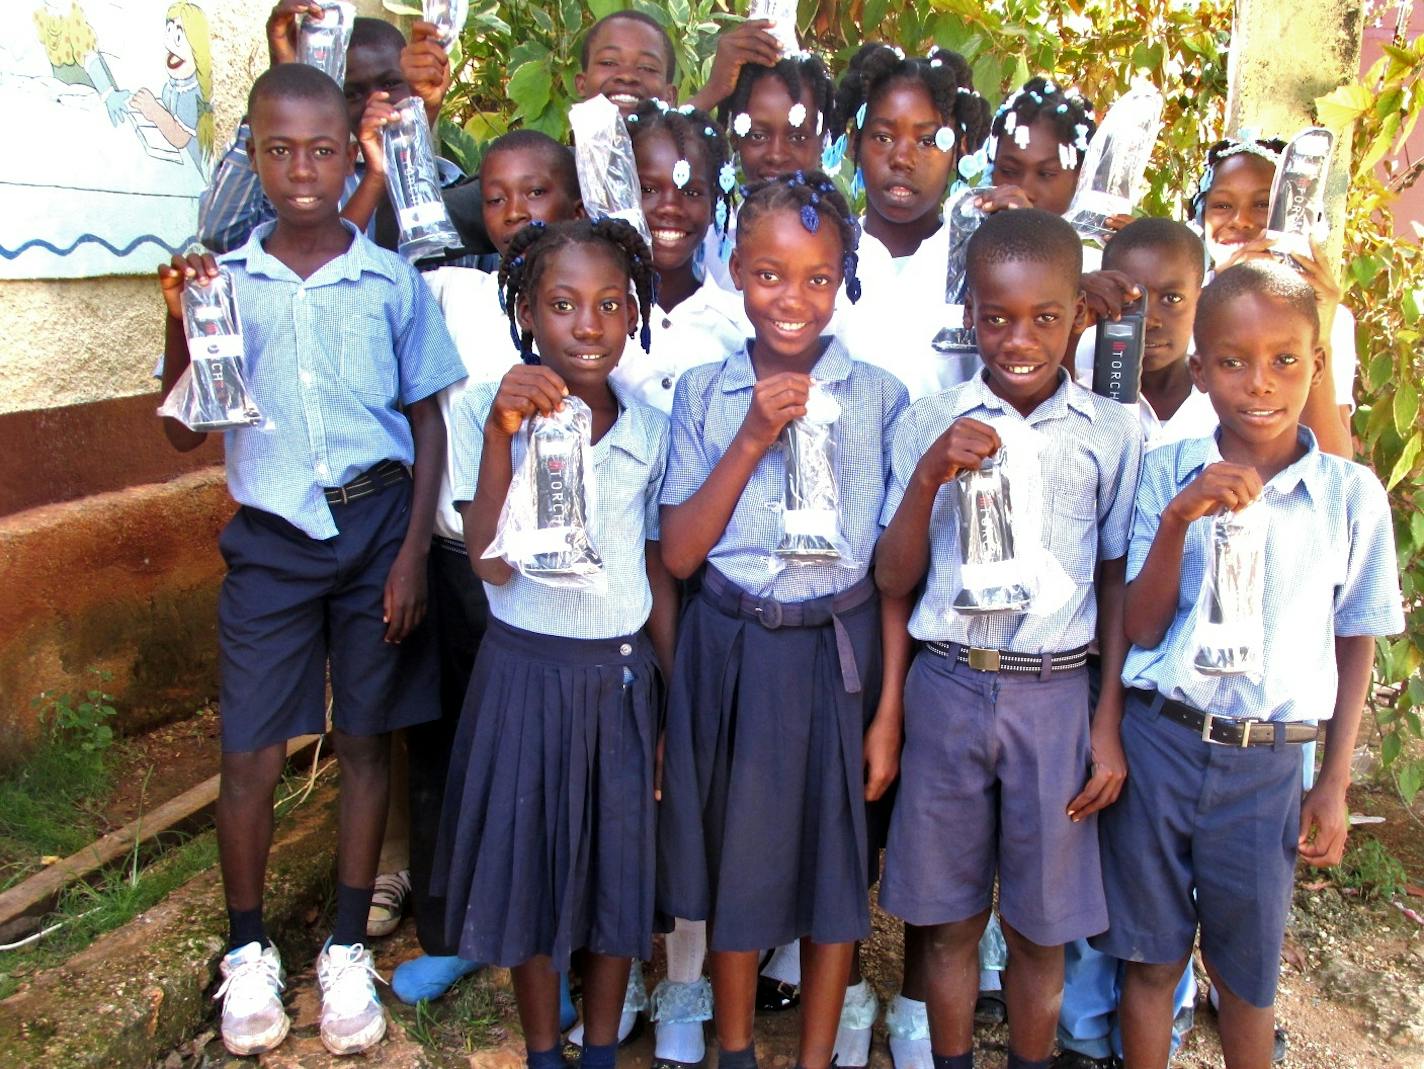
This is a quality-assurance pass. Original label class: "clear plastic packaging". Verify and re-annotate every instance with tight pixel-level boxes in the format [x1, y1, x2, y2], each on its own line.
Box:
[381, 96, 462, 262]
[942, 183, 986, 305]
[775, 382, 855, 564]
[1267, 127, 1334, 259]
[157, 268, 263, 432]
[1189, 505, 1268, 678]
[568, 94, 653, 250]
[422, 0, 469, 49]
[298, 1, 355, 86]
[1065, 83, 1164, 244]
[748, 0, 800, 56]
[948, 423, 1074, 618]
[482, 397, 606, 589]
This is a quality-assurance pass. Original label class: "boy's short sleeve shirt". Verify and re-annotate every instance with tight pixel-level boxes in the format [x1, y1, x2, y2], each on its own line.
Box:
[661, 337, 909, 601]
[219, 221, 466, 540]
[882, 370, 1143, 650]
[1122, 430, 1404, 722]
[450, 377, 669, 639]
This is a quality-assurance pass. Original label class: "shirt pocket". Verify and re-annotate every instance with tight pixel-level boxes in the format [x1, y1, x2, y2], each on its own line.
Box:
[340, 313, 398, 405]
[1045, 458, 1100, 583]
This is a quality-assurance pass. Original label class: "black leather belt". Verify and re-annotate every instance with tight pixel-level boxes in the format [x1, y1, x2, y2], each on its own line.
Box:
[433, 535, 467, 555]
[323, 459, 408, 505]
[926, 641, 1089, 677]
[701, 567, 875, 694]
[1149, 692, 1320, 747]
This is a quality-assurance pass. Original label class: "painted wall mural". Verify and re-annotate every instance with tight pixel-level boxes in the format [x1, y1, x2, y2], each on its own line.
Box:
[1, 1, 213, 278]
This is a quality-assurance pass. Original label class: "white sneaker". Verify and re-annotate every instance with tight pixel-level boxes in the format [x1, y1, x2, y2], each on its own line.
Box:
[215, 941, 290, 1056]
[366, 869, 412, 938]
[317, 941, 387, 1055]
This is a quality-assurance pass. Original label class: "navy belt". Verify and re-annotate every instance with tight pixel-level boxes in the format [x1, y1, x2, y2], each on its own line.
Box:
[323, 459, 408, 505]
[701, 567, 875, 694]
[926, 641, 1089, 679]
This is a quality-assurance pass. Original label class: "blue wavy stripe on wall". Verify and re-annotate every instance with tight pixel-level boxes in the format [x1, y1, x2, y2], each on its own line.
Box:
[0, 231, 197, 261]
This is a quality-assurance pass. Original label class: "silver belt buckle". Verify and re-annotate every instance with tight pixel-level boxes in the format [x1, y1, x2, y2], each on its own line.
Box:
[967, 647, 1001, 672]
[1200, 711, 1217, 744]
[1239, 720, 1253, 748]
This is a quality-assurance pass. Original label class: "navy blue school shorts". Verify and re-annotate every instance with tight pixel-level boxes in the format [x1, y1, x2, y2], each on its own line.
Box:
[879, 648, 1107, 947]
[216, 478, 438, 753]
[1091, 689, 1303, 1008]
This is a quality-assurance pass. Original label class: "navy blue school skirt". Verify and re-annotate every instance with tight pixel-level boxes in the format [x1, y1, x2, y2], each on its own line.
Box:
[433, 617, 659, 970]
[657, 569, 883, 952]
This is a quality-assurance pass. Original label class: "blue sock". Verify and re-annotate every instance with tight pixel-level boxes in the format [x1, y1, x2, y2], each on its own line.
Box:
[227, 907, 268, 951]
[719, 1044, 757, 1069]
[932, 1055, 973, 1069]
[528, 1045, 565, 1069]
[391, 954, 481, 1004]
[1005, 1055, 1050, 1069]
[331, 882, 372, 947]
[580, 1041, 617, 1069]
[559, 972, 577, 1032]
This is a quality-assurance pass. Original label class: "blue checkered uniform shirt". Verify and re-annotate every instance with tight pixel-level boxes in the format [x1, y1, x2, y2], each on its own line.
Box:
[661, 338, 909, 600]
[883, 370, 1143, 650]
[216, 221, 465, 540]
[1121, 429, 1404, 722]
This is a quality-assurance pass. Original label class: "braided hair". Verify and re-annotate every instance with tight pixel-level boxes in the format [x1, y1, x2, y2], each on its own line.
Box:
[1189, 135, 1287, 220]
[986, 76, 1097, 171]
[718, 54, 836, 139]
[625, 99, 735, 245]
[832, 44, 990, 159]
[737, 169, 865, 303]
[497, 219, 658, 362]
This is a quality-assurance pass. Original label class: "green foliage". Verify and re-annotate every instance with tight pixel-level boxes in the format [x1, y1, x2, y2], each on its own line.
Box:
[1332, 837, 1409, 902]
[1318, 33, 1424, 807]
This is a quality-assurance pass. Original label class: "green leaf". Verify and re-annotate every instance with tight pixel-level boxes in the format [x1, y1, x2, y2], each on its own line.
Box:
[587, 0, 623, 17]
[1387, 430, 1423, 489]
[1382, 728, 1402, 766]
[381, 0, 423, 14]
[1399, 761, 1422, 806]
[1396, 379, 1420, 436]
[1352, 255, 1382, 287]
[508, 60, 553, 122]
[1412, 511, 1424, 553]
[1314, 83, 1374, 133]
[1369, 351, 1394, 391]
[863, 0, 889, 33]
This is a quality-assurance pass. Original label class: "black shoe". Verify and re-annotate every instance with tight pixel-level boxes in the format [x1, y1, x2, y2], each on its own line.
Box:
[755, 975, 800, 1013]
[972, 991, 1006, 1026]
[1273, 1027, 1287, 1064]
[1049, 1053, 1119, 1069]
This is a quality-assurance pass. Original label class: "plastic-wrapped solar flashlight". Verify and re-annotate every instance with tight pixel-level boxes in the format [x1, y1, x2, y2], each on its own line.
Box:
[1065, 83, 1163, 244]
[158, 268, 263, 432]
[952, 450, 1033, 614]
[748, 0, 801, 55]
[422, 0, 469, 49]
[382, 96, 462, 262]
[1190, 505, 1268, 677]
[1266, 127, 1334, 263]
[569, 94, 653, 250]
[297, 1, 355, 86]
[776, 382, 853, 563]
[1092, 288, 1147, 405]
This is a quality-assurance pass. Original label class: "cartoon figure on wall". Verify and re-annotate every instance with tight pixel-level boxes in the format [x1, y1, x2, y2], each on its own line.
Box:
[2, 1, 220, 278]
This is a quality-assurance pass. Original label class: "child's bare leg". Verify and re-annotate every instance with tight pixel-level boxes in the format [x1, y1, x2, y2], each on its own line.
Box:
[799, 938, 855, 1069]
[1000, 919, 1063, 1062]
[512, 956, 563, 1053]
[1120, 956, 1191, 1069]
[331, 729, 391, 944]
[710, 949, 760, 1053]
[921, 910, 989, 1059]
[581, 953, 634, 1047]
[217, 743, 287, 935]
[1204, 958, 1274, 1069]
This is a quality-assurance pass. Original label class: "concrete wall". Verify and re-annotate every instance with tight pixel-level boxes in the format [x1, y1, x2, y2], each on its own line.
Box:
[0, 0, 388, 753]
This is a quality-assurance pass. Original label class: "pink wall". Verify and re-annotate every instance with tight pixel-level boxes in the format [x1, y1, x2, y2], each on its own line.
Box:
[1362, 8, 1424, 231]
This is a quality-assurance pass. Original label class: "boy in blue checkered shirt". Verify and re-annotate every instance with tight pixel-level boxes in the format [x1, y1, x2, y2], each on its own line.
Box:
[158, 64, 463, 1058]
[1094, 261, 1404, 1069]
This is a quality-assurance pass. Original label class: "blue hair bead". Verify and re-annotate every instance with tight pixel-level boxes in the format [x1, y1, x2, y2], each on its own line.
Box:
[639, 320, 652, 352]
[715, 198, 728, 231]
[800, 204, 820, 232]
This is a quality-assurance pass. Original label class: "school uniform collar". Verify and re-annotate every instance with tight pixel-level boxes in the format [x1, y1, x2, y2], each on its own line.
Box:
[598, 375, 658, 465]
[950, 367, 1096, 422]
[719, 335, 855, 393]
[1174, 426, 1325, 499]
[226, 220, 401, 286]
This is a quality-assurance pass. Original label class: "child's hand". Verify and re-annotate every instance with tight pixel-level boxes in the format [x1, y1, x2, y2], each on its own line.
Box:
[1298, 780, 1348, 867]
[402, 21, 452, 122]
[1215, 236, 1274, 273]
[1067, 715, 1127, 821]
[913, 417, 1001, 489]
[382, 543, 428, 643]
[973, 186, 1033, 214]
[487, 365, 569, 439]
[356, 92, 398, 176]
[157, 251, 220, 319]
[863, 704, 902, 802]
[1079, 270, 1141, 328]
[266, 0, 323, 65]
[738, 371, 810, 450]
[1165, 462, 1263, 526]
[1287, 236, 1343, 309]
[1103, 213, 1134, 234]
[699, 20, 782, 108]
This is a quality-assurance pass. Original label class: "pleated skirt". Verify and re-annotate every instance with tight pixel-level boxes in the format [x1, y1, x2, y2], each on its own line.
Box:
[434, 617, 658, 969]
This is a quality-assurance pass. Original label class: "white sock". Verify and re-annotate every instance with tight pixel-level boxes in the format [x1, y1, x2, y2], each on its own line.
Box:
[833, 979, 878, 1068]
[978, 968, 1002, 994]
[651, 976, 712, 1065]
[760, 941, 801, 986]
[655, 1019, 706, 1063]
[666, 919, 707, 984]
[886, 994, 933, 1069]
[569, 964, 646, 1047]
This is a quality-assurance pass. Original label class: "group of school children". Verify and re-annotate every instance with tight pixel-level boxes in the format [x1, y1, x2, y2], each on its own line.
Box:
[154, 6, 1406, 1069]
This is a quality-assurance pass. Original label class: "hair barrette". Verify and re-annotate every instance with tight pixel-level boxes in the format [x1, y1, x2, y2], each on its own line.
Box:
[788, 102, 807, 127]
[934, 126, 955, 153]
[855, 102, 867, 129]
[733, 112, 752, 137]
[673, 159, 691, 188]
[719, 160, 737, 193]
[800, 204, 820, 232]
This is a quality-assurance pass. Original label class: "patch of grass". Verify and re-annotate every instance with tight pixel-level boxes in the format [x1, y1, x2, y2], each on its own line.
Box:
[0, 678, 119, 889]
[391, 970, 515, 1054]
[1333, 837, 1409, 902]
